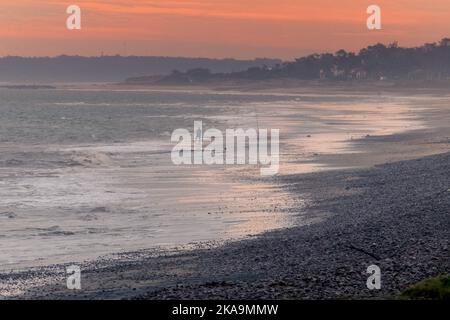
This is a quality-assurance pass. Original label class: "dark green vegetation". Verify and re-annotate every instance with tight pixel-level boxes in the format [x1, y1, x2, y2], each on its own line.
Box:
[400, 275, 450, 300]
[134, 38, 450, 84]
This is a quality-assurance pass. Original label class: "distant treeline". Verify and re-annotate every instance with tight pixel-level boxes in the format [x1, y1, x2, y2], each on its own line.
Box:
[128, 39, 450, 84]
[0, 56, 281, 83]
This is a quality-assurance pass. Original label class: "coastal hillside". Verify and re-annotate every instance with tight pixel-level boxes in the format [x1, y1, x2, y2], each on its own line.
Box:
[125, 39, 450, 85]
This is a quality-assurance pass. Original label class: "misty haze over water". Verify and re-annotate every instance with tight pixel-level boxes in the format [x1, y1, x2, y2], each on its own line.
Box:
[0, 56, 281, 83]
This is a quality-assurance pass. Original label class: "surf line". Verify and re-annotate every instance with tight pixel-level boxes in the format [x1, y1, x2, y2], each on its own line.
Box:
[171, 120, 280, 176]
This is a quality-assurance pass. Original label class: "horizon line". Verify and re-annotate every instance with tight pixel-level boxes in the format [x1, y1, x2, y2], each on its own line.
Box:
[1, 37, 449, 63]
[1, 37, 448, 62]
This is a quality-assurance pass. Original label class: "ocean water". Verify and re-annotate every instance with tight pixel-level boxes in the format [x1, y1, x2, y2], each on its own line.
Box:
[0, 88, 423, 270]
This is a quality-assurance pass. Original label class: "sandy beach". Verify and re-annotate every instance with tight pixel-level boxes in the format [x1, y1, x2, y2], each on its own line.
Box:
[0, 85, 449, 299]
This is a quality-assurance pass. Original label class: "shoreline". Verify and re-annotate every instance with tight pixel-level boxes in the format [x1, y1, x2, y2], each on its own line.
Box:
[1, 136, 449, 299]
[3, 79, 450, 97]
[62, 79, 450, 96]
[0, 86, 449, 299]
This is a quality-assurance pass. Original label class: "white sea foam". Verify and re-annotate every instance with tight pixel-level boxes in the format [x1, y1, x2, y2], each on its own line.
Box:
[0, 89, 426, 270]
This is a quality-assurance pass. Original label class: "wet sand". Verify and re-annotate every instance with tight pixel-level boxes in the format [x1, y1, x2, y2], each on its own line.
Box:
[1, 86, 449, 299]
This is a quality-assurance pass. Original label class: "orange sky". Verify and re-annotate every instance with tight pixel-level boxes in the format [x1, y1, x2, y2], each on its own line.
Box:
[0, 0, 449, 59]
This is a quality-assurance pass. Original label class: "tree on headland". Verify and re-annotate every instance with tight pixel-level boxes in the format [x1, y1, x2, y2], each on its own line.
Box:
[146, 38, 450, 84]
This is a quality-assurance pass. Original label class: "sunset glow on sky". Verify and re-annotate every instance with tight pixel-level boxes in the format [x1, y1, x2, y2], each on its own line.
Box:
[1, 0, 449, 59]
